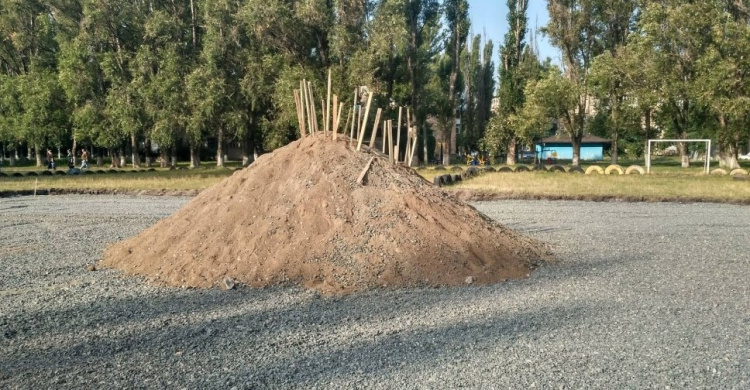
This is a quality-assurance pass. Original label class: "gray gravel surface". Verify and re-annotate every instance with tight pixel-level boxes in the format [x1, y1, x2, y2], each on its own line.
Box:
[1, 195, 748, 389]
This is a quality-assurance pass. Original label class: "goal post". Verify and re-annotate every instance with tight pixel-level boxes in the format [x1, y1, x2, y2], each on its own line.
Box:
[646, 139, 711, 174]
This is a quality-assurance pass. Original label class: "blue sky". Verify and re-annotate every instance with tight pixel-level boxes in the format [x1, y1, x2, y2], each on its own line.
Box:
[467, 0, 560, 63]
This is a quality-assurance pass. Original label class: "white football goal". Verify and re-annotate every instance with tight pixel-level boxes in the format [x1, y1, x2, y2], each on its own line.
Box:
[646, 139, 711, 174]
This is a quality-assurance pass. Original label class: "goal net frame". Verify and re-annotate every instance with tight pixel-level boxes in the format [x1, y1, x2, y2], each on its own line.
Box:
[646, 139, 711, 174]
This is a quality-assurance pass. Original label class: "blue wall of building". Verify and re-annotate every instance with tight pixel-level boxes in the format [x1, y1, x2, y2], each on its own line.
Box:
[535, 143, 605, 161]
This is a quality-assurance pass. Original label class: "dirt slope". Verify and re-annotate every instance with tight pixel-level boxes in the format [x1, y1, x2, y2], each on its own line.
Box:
[101, 136, 549, 294]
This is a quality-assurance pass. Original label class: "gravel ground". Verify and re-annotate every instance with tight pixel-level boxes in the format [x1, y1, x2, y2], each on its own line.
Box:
[0, 195, 748, 389]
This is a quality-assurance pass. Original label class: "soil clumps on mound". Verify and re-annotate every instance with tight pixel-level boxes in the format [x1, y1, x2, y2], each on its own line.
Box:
[100, 136, 550, 294]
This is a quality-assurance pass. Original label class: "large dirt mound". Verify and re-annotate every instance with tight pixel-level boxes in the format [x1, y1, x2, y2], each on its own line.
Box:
[101, 136, 549, 294]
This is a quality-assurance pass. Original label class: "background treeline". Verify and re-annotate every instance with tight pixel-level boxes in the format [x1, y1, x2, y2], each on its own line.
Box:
[1, 0, 749, 169]
[489, 0, 750, 168]
[0, 0, 495, 168]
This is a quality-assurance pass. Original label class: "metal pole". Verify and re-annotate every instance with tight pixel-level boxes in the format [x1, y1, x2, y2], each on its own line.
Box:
[646, 140, 651, 174]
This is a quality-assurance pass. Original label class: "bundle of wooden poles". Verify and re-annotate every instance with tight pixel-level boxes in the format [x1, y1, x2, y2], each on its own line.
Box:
[292, 70, 419, 167]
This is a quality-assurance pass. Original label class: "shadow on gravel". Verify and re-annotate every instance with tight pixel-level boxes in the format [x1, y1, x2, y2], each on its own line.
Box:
[1, 282, 604, 387]
[244, 300, 600, 387]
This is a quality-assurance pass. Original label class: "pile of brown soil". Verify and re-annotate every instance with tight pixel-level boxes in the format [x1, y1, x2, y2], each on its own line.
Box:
[100, 136, 549, 294]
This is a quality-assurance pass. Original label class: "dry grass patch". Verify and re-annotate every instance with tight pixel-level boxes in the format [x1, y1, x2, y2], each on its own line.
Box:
[0, 170, 232, 193]
[446, 171, 750, 203]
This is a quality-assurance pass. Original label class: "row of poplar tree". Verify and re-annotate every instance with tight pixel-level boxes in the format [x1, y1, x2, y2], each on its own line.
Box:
[1, 0, 749, 169]
[0, 0, 496, 168]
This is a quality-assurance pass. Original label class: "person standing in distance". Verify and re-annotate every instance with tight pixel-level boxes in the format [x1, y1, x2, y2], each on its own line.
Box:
[47, 149, 55, 170]
[80, 148, 89, 169]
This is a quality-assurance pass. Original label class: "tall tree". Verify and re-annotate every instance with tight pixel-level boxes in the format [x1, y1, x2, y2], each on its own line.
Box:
[0, 0, 65, 165]
[405, 0, 441, 163]
[495, 0, 528, 165]
[460, 34, 495, 151]
[476, 38, 495, 149]
[588, 0, 637, 164]
[517, 66, 578, 154]
[444, 0, 469, 163]
[543, 0, 600, 166]
[635, 1, 716, 168]
[696, 0, 750, 169]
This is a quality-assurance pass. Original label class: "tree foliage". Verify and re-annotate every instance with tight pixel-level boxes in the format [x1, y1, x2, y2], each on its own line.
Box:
[2, 0, 749, 169]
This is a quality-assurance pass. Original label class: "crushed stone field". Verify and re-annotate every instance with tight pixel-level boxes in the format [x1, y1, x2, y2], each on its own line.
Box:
[1, 195, 748, 388]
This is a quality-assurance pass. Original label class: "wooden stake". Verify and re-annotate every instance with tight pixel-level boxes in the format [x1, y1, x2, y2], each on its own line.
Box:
[332, 94, 338, 140]
[356, 157, 375, 185]
[396, 107, 403, 161]
[405, 129, 412, 164]
[304, 81, 313, 134]
[320, 99, 325, 135]
[325, 69, 331, 137]
[293, 89, 306, 137]
[357, 92, 373, 151]
[355, 106, 362, 144]
[409, 126, 418, 167]
[341, 106, 351, 139]
[406, 107, 412, 137]
[388, 120, 394, 164]
[303, 80, 313, 137]
[350, 88, 357, 147]
[369, 107, 382, 149]
[334, 101, 344, 139]
[406, 108, 413, 162]
[308, 81, 318, 133]
[382, 120, 387, 153]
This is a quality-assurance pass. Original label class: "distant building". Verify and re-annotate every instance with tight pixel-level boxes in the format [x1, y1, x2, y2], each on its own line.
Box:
[535, 134, 611, 161]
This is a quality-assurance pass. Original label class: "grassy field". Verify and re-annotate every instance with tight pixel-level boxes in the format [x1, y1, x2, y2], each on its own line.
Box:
[447, 171, 750, 203]
[0, 167, 233, 192]
[2, 158, 749, 203]
[417, 157, 750, 203]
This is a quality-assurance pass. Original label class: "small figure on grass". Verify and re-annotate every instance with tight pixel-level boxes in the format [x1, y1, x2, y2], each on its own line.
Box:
[80, 149, 89, 169]
[46, 149, 55, 170]
[66, 149, 79, 174]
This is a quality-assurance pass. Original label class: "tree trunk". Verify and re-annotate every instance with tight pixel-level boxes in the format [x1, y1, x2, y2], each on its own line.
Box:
[506, 137, 517, 165]
[405, 12, 425, 166]
[718, 114, 740, 169]
[71, 137, 77, 167]
[9, 146, 16, 166]
[109, 149, 117, 168]
[216, 127, 225, 167]
[170, 146, 177, 168]
[190, 0, 197, 51]
[189, 144, 201, 168]
[160, 149, 168, 168]
[34, 144, 42, 167]
[610, 131, 619, 164]
[119, 144, 126, 167]
[144, 139, 152, 167]
[643, 109, 651, 157]
[449, 77, 458, 157]
[442, 131, 450, 165]
[679, 102, 690, 168]
[241, 134, 251, 167]
[678, 142, 689, 168]
[572, 138, 581, 166]
[96, 150, 103, 167]
[131, 134, 140, 168]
